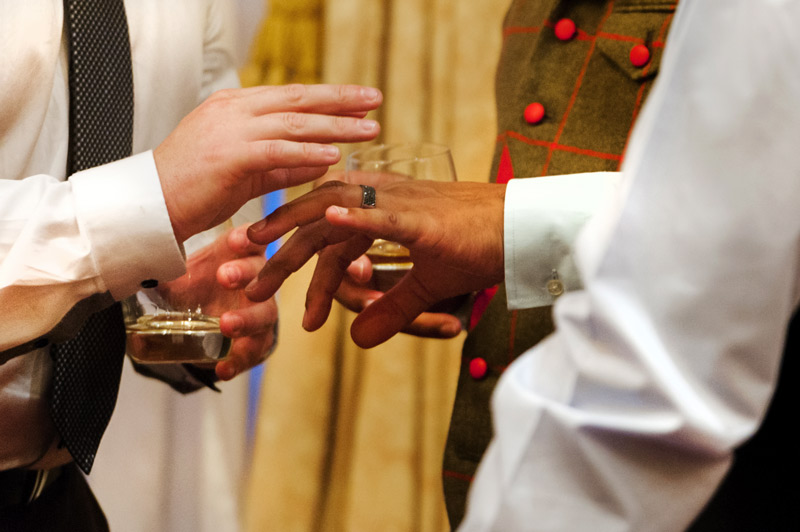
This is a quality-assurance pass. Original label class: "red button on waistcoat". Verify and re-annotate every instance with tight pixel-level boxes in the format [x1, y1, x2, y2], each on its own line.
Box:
[524, 102, 545, 125]
[554, 18, 576, 41]
[630, 44, 651, 68]
[469, 358, 488, 380]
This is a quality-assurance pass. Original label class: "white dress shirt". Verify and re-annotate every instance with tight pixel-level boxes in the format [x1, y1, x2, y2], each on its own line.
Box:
[462, 0, 800, 529]
[0, 0, 239, 469]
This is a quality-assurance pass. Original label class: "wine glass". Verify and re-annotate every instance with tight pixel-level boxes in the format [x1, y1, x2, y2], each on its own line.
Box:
[345, 142, 457, 292]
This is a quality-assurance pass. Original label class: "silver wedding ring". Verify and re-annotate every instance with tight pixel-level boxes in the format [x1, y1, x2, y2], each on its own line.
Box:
[360, 185, 377, 209]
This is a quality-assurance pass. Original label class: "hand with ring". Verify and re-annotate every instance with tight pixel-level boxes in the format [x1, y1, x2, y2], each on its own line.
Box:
[245, 179, 507, 348]
[280, 170, 468, 341]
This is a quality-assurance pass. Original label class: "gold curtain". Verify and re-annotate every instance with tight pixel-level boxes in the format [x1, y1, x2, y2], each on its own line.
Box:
[239, 0, 324, 86]
[243, 1, 510, 530]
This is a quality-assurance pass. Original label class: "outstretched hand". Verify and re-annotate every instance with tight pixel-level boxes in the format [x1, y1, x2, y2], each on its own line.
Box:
[309, 170, 466, 340]
[245, 180, 507, 348]
[154, 84, 382, 243]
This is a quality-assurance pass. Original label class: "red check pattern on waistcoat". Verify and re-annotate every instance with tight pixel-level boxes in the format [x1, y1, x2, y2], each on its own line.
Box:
[471, 0, 674, 328]
[442, 1, 677, 527]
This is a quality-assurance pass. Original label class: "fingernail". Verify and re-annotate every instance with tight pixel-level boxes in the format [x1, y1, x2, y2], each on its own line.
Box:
[442, 321, 462, 336]
[319, 145, 340, 158]
[222, 266, 240, 285]
[245, 279, 257, 293]
[250, 219, 267, 233]
[331, 206, 347, 216]
[302, 311, 310, 330]
[364, 298, 377, 308]
[362, 87, 380, 101]
[360, 120, 378, 132]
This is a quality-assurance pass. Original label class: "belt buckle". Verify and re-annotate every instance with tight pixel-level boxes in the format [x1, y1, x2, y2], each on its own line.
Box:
[26, 468, 52, 503]
[0, 466, 61, 508]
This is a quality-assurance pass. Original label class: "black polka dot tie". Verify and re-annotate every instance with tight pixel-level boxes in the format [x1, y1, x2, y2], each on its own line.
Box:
[50, 0, 134, 475]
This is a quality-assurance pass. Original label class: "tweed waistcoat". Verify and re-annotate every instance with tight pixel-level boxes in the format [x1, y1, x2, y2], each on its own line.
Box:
[442, 0, 677, 525]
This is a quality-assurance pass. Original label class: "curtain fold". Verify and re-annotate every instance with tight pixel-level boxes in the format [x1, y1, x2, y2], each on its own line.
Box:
[239, 0, 324, 86]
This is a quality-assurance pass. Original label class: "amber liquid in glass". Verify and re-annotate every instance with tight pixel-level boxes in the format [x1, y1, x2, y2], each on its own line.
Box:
[126, 312, 231, 364]
[365, 239, 413, 292]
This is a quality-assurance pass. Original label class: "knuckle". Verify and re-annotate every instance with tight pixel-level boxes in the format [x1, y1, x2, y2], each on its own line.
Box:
[311, 230, 332, 250]
[316, 275, 340, 300]
[266, 167, 291, 188]
[282, 112, 307, 135]
[204, 89, 237, 113]
[270, 257, 297, 279]
[333, 115, 351, 132]
[214, 87, 238, 101]
[336, 84, 351, 105]
[315, 180, 349, 203]
[254, 300, 278, 329]
[317, 180, 346, 192]
[384, 296, 417, 323]
[284, 83, 306, 104]
[269, 202, 291, 219]
[264, 140, 287, 163]
[301, 142, 316, 159]
[406, 276, 435, 309]
[333, 251, 354, 273]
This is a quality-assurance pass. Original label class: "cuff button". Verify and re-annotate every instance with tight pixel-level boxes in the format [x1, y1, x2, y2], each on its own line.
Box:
[546, 279, 564, 297]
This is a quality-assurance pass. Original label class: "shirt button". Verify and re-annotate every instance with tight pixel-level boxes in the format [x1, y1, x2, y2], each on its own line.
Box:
[554, 18, 576, 41]
[630, 44, 651, 68]
[469, 357, 488, 380]
[524, 102, 545, 125]
[547, 279, 564, 297]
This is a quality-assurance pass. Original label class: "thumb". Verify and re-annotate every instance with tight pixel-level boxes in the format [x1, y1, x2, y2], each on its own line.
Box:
[349, 272, 434, 348]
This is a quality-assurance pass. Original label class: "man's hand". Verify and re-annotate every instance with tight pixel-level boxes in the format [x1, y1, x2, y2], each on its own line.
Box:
[159, 225, 277, 380]
[154, 84, 382, 243]
[245, 180, 507, 348]
[311, 171, 464, 340]
[334, 255, 465, 340]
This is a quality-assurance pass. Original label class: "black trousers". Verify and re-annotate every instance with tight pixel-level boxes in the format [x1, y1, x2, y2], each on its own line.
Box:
[0, 464, 108, 532]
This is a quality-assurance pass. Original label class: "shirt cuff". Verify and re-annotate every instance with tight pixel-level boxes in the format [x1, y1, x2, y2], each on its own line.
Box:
[504, 172, 621, 309]
[70, 150, 186, 300]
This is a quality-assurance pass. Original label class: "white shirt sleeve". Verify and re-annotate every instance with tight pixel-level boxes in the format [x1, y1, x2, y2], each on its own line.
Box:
[0, 0, 241, 354]
[460, 0, 800, 529]
[0, 151, 186, 352]
[504, 173, 621, 309]
[1, 0, 243, 467]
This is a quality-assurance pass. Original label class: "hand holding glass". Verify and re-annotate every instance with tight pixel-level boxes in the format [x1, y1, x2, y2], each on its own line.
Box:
[122, 221, 236, 364]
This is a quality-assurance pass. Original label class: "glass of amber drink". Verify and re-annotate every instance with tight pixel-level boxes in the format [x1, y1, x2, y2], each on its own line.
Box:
[122, 220, 236, 364]
[345, 143, 457, 292]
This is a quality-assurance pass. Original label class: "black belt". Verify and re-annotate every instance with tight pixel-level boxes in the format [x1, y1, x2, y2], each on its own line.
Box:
[0, 466, 63, 509]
